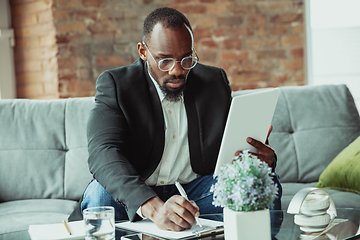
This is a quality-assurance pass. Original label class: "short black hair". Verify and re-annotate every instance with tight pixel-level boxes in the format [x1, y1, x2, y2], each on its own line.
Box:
[142, 7, 192, 44]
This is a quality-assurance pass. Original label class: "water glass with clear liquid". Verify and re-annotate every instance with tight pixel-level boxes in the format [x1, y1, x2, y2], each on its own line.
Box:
[84, 206, 115, 240]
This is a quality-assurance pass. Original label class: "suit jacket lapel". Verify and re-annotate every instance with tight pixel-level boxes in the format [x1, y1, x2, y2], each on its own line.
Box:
[184, 84, 203, 170]
[142, 63, 165, 180]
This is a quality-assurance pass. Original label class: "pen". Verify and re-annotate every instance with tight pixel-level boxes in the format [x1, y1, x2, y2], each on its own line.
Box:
[62, 220, 72, 235]
[175, 181, 203, 228]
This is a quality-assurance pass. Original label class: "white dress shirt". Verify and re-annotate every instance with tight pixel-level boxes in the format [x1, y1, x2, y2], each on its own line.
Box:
[145, 73, 198, 186]
[136, 72, 198, 218]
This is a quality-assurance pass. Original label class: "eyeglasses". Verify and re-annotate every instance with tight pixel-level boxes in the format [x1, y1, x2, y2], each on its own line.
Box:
[143, 42, 199, 72]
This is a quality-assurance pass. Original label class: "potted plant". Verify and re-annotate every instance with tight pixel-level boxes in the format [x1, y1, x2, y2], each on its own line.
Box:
[211, 150, 278, 240]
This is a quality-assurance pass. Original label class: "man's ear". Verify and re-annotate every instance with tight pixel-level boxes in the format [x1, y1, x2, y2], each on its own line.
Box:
[137, 42, 147, 61]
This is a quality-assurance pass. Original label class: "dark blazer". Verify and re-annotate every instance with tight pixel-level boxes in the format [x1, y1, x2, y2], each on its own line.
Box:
[70, 58, 232, 221]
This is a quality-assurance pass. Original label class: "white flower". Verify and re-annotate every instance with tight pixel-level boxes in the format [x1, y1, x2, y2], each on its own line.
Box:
[211, 150, 278, 212]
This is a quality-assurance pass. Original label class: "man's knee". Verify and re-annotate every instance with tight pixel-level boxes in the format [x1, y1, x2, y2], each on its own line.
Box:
[81, 180, 116, 211]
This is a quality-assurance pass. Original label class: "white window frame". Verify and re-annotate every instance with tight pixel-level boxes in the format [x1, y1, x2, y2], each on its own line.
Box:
[305, 0, 360, 110]
[0, 0, 16, 99]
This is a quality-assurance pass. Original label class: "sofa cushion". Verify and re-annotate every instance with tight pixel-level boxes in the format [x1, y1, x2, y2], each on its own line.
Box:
[316, 135, 360, 194]
[0, 98, 94, 203]
[0, 199, 77, 234]
[268, 85, 360, 183]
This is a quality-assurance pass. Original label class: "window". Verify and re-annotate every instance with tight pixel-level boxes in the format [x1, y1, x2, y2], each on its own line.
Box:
[0, 0, 16, 99]
[305, 0, 360, 110]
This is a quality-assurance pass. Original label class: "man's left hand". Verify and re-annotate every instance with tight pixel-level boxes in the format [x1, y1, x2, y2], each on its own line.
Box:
[246, 125, 275, 167]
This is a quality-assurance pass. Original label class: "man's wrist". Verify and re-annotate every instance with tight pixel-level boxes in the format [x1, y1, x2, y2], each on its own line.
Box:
[141, 196, 164, 220]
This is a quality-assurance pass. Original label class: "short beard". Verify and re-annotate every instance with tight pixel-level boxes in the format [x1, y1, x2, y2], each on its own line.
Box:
[148, 62, 186, 102]
[159, 83, 184, 102]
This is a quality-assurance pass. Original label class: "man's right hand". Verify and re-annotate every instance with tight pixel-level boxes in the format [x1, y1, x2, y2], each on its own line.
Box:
[140, 195, 200, 231]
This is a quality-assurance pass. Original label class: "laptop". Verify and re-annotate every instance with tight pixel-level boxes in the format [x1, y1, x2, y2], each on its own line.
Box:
[214, 88, 280, 175]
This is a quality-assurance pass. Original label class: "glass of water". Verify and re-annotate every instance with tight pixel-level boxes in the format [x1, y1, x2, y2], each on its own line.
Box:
[83, 206, 115, 240]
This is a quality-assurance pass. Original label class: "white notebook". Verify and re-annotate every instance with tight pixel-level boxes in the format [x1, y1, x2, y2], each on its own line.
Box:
[28, 220, 85, 240]
[116, 218, 223, 240]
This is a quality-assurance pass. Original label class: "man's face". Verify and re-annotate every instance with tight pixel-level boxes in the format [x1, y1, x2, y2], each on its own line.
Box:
[138, 23, 193, 101]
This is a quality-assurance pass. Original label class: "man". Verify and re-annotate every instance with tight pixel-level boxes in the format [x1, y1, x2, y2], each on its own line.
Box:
[69, 7, 282, 232]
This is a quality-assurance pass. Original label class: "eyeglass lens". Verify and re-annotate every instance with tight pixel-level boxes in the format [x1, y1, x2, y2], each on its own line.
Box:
[159, 56, 197, 71]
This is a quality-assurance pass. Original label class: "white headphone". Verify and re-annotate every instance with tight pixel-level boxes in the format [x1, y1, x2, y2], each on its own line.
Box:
[288, 188, 337, 232]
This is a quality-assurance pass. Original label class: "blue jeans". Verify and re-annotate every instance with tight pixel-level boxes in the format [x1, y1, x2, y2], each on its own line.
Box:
[81, 174, 282, 222]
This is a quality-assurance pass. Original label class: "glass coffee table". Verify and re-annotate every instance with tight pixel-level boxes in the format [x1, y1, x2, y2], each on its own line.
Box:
[1, 208, 359, 240]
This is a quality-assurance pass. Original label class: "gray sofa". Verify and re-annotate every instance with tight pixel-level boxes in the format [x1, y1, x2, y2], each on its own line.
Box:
[1, 84, 360, 238]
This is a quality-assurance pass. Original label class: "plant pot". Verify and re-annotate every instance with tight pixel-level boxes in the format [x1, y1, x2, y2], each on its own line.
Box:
[223, 207, 271, 240]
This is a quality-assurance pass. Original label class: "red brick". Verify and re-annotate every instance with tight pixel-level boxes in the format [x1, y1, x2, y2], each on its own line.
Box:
[195, 17, 215, 28]
[11, 1, 51, 16]
[15, 46, 57, 61]
[68, 80, 96, 96]
[223, 39, 242, 50]
[96, 55, 130, 66]
[174, 0, 192, 3]
[281, 35, 304, 47]
[291, 48, 304, 58]
[81, 0, 103, 7]
[193, 28, 211, 40]
[292, 23, 304, 34]
[79, 68, 91, 80]
[17, 71, 43, 84]
[219, 62, 243, 75]
[229, 3, 258, 14]
[15, 60, 42, 73]
[273, 74, 288, 83]
[245, 38, 264, 49]
[15, 37, 40, 49]
[53, 10, 69, 20]
[257, 50, 286, 59]
[221, 51, 249, 61]
[243, 61, 262, 72]
[58, 58, 78, 69]
[280, 59, 303, 70]
[17, 82, 44, 98]
[207, 4, 227, 15]
[247, 14, 267, 25]
[56, 0, 81, 9]
[232, 72, 268, 83]
[244, 25, 267, 37]
[16, 22, 55, 38]
[177, 5, 207, 14]
[217, 16, 244, 27]
[212, 27, 242, 38]
[200, 40, 219, 48]
[269, 24, 289, 35]
[88, 21, 115, 34]
[59, 72, 77, 81]
[56, 35, 70, 44]
[12, 14, 38, 28]
[10, 0, 37, 6]
[72, 10, 98, 19]
[293, 71, 304, 83]
[57, 21, 87, 34]
[271, 13, 303, 24]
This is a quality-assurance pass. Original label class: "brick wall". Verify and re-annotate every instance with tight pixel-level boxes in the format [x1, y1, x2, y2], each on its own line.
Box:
[10, 0, 59, 99]
[11, 0, 305, 99]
